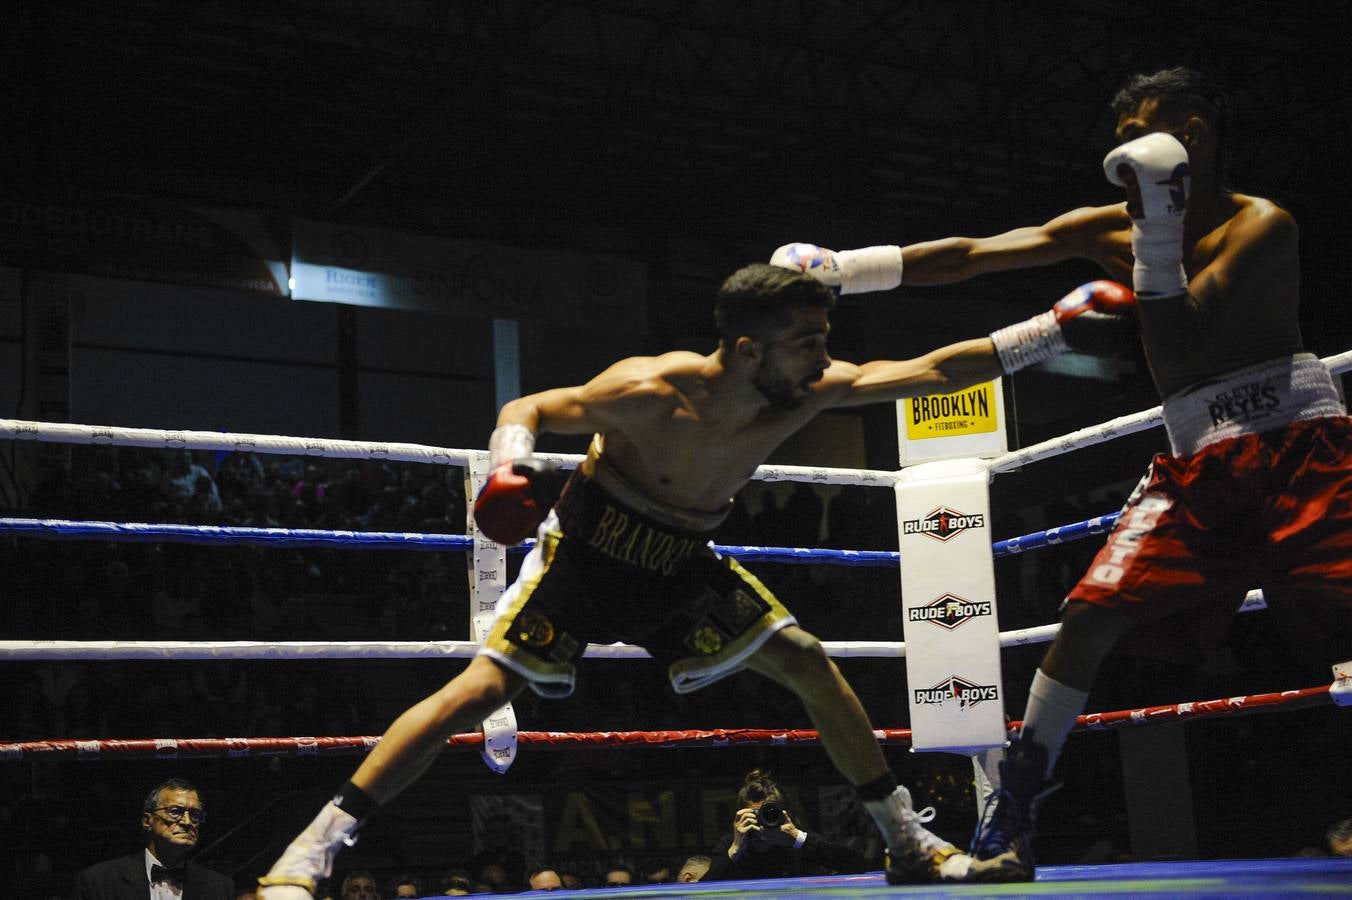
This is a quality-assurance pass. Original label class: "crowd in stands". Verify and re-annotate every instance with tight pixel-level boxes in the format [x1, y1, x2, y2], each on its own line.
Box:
[4, 447, 1342, 898]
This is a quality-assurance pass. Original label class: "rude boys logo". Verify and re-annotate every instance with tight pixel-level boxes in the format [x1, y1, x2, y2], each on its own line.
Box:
[901, 506, 985, 542]
[907, 593, 993, 631]
[913, 675, 1000, 709]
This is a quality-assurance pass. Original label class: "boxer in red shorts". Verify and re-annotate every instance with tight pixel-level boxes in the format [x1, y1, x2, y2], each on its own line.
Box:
[258, 262, 1138, 897]
[775, 67, 1351, 881]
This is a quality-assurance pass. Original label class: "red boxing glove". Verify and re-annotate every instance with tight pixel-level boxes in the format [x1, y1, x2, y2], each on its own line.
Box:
[991, 280, 1137, 373]
[1053, 280, 1138, 356]
[473, 459, 568, 545]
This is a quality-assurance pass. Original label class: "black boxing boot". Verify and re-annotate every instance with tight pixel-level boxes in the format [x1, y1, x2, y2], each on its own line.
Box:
[965, 732, 1060, 882]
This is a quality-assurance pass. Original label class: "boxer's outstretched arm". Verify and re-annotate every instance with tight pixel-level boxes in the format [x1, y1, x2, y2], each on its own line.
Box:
[900, 205, 1123, 286]
[823, 281, 1136, 408]
[826, 338, 1004, 407]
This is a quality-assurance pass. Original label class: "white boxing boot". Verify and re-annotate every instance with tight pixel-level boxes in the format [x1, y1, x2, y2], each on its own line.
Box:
[256, 801, 360, 898]
[865, 785, 972, 884]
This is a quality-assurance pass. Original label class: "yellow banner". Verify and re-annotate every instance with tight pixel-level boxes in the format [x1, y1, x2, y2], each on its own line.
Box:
[905, 381, 999, 440]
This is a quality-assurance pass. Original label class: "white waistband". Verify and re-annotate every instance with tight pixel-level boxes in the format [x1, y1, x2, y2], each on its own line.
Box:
[1161, 354, 1347, 456]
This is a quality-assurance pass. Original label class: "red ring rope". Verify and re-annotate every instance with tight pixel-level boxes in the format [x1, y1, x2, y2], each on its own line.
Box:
[1, 684, 1334, 761]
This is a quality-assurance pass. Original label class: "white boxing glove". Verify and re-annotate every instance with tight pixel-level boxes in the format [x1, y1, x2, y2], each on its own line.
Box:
[1103, 132, 1191, 298]
[769, 242, 903, 295]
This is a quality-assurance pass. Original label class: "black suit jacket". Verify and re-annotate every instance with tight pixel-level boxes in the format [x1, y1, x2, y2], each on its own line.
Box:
[75, 851, 235, 900]
[704, 829, 872, 881]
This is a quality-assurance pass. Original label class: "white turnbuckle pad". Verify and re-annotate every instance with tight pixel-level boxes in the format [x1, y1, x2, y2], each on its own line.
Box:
[467, 455, 518, 772]
[896, 458, 1005, 753]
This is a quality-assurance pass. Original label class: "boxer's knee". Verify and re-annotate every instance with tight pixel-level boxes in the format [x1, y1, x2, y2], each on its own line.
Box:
[1043, 601, 1129, 686]
[433, 656, 520, 723]
[751, 626, 836, 690]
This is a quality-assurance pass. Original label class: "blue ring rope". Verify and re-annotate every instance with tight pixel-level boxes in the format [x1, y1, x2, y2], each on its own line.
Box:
[0, 513, 1121, 564]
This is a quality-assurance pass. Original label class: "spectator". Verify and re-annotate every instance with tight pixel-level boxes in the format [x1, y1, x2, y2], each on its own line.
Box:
[751, 489, 789, 547]
[437, 869, 473, 895]
[825, 485, 869, 551]
[526, 867, 562, 891]
[640, 860, 673, 884]
[468, 811, 526, 889]
[677, 855, 711, 883]
[704, 769, 871, 882]
[74, 776, 234, 899]
[336, 870, 378, 899]
[601, 866, 633, 888]
[389, 873, 422, 898]
[556, 870, 582, 890]
[163, 451, 216, 504]
[474, 863, 511, 894]
[782, 482, 824, 548]
[1329, 818, 1352, 857]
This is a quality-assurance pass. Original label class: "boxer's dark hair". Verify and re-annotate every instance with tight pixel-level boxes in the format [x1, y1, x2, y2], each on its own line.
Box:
[1112, 67, 1229, 177]
[715, 263, 835, 347]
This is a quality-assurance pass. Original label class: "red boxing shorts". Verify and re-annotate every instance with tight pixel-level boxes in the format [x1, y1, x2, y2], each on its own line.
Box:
[1067, 415, 1352, 657]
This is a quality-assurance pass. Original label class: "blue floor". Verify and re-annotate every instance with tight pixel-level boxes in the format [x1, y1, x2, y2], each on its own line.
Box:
[483, 857, 1352, 898]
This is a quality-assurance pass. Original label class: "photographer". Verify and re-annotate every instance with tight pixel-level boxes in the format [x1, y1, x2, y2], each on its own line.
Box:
[705, 769, 871, 882]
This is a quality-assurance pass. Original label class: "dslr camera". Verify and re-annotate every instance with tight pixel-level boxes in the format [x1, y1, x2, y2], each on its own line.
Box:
[755, 801, 786, 828]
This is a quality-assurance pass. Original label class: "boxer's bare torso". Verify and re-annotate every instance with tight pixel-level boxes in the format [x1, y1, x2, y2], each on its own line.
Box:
[496, 306, 1000, 514]
[1049, 195, 1300, 398]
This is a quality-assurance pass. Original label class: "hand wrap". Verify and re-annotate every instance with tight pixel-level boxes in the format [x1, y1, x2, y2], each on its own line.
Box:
[770, 243, 903, 294]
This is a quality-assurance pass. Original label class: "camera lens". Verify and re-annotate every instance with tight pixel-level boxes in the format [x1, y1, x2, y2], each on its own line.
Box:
[756, 801, 785, 827]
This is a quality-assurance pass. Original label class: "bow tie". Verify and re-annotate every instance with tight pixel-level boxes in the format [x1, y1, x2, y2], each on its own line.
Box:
[151, 864, 186, 884]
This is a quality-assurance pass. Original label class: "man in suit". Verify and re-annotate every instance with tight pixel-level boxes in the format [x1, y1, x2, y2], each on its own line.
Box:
[76, 777, 235, 900]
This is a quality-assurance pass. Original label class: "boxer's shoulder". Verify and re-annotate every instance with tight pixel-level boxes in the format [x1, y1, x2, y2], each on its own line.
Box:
[1227, 194, 1297, 238]
[1198, 194, 1297, 268]
[587, 353, 702, 404]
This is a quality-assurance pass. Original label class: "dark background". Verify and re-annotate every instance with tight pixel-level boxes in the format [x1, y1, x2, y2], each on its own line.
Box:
[2, 1, 1350, 896]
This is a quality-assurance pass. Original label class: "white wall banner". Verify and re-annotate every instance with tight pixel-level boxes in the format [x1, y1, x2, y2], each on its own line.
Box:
[0, 194, 289, 295]
[291, 218, 647, 331]
[896, 458, 1006, 754]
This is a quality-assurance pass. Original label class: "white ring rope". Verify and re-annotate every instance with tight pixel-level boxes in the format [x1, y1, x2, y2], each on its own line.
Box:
[0, 421, 896, 487]
[0, 591, 1269, 661]
[4, 351, 1345, 484]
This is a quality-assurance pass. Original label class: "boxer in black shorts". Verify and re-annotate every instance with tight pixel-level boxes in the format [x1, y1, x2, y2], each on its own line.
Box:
[481, 438, 796, 698]
[259, 262, 1137, 896]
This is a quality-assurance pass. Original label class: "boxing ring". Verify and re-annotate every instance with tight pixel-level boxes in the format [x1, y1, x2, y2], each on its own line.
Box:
[3, 349, 1351, 897]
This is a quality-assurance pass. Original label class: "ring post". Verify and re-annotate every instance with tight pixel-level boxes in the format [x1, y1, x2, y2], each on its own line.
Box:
[896, 378, 1008, 753]
[467, 454, 519, 772]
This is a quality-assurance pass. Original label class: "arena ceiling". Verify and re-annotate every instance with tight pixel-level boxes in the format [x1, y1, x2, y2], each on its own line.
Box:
[6, 1, 1351, 368]
[9, 2, 1347, 237]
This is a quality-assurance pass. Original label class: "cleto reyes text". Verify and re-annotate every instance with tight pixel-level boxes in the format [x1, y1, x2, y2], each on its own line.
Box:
[1207, 381, 1280, 426]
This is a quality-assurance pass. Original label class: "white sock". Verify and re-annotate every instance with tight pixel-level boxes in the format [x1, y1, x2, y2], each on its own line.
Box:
[1022, 669, 1088, 776]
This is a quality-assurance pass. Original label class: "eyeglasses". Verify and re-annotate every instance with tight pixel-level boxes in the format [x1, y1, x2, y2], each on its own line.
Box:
[151, 805, 206, 825]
